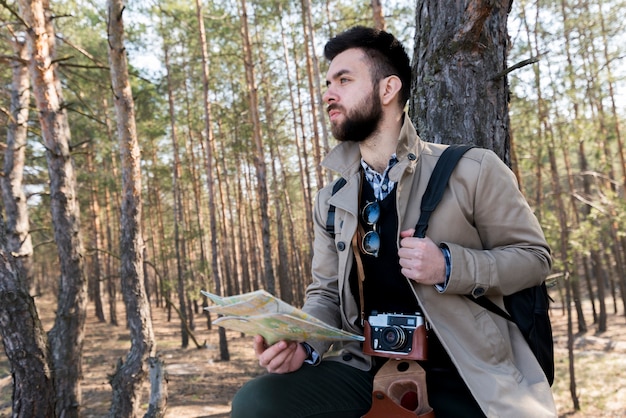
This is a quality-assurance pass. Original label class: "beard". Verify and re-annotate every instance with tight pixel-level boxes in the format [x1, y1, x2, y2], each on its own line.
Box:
[329, 87, 383, 143]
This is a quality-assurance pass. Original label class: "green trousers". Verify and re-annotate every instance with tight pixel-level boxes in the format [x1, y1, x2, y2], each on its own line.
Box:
[230, 360, 485, 418]
[231, 361, 373, 418]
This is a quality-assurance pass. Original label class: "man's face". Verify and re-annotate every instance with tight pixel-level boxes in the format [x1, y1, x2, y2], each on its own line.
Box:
[323, 48, 383, 143]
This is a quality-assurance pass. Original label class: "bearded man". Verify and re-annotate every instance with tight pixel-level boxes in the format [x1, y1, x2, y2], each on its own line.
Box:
[231, 26, 556, 418]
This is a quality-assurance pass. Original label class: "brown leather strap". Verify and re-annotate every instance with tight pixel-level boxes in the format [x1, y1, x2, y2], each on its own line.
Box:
[352, 170, 367, 326]
[352, 224, 367, 326]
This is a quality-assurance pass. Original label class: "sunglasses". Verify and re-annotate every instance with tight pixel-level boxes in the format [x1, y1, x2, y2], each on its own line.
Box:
[361, 200, 381, 257]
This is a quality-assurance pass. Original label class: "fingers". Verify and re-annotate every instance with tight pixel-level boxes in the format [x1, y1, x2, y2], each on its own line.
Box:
[253, 334, 269, 358]
[255, 338, 301, 374]
[398, 235, 444, 285]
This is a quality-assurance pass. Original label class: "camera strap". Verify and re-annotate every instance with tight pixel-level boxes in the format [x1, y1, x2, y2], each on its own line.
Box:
[352, 171, 368, 326]
[352, 228, 367, 326]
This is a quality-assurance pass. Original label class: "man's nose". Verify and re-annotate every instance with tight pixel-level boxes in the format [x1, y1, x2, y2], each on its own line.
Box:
[322, 87, 335, 104]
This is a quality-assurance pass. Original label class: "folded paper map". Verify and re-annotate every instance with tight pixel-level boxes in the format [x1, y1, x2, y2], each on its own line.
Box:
[201, 289, 364, 345]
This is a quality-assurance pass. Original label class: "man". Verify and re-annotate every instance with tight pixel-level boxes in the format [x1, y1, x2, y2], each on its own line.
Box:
[231, 26, 556, 417]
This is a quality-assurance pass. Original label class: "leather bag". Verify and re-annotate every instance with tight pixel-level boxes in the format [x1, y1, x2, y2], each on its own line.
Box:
[362, 359, 434, 418]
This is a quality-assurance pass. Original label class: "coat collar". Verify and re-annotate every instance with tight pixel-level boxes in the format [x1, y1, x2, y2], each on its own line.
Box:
[321, 114, 425, 181]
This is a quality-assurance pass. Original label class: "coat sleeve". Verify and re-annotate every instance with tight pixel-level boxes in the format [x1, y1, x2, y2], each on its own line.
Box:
[439, 150, 552, 298]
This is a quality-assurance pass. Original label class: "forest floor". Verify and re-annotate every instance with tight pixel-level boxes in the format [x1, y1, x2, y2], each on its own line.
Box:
[1, 294, 626, 417]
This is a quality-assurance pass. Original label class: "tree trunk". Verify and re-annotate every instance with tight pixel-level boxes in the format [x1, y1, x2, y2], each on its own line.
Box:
[163, 41, 189, 348]
[104, 183, 119, 327]
[300, 0, 328, 187]
[239, 0, 276, 294]
[410, 0, 511, 163]
[148, 148, 171, 312]
[565, 272, 580, 410]
[371, 0, 386, 30]
[19, 0, 89, 415]
[106, 1, 160, 416]
[86, 150, 106, 323]
[591, 249, 607, 332]
[1, 34, 35, 294]
[195, 0, 230, 361]
[0, 216, 55, 417]
[101, 96, 120, 325]
[279, 13, 314, 260]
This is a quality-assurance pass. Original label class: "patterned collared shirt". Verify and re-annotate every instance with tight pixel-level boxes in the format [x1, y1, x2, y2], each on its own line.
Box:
[360, 154, 399, 201]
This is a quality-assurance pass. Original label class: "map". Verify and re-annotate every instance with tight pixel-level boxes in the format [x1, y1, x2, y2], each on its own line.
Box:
[201, 289, 364, 345]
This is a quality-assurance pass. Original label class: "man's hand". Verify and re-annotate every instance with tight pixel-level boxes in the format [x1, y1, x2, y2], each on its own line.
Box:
[253, 335, 307, 374]
[399, 228, 446, 285]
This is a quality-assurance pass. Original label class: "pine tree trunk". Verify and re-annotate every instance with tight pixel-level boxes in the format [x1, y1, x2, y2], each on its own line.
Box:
[104, 184, 118, 326]
[101, 96, 119, 325]
[371, 0, 386, 30]
[87, 150, 106, 323]
[195, 0, 230, 360]
[239, 0, 276, 294]
[300, 0, 327, 187]
[410, 0, 511, 163]
[279, 13, 314, 259]
[163, 41, 190, 348]
[18, 1, 88, 416]
[106, 0, 160, 415]
[0, 217, 55, 417]
[2, 35, 35, 294]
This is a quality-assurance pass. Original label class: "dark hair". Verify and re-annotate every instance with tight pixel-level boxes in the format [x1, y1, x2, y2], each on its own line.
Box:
[324, 26, 411, 106]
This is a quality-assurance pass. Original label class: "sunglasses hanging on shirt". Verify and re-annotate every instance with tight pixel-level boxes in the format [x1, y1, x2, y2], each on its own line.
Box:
[361, 200, 381, 257]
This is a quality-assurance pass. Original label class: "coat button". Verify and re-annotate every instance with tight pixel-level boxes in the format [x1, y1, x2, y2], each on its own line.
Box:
[408, 153, 417, 161]
[342, 353, 353, 361]
[473, 287, 486, 297]
[337, 242, 346, 251]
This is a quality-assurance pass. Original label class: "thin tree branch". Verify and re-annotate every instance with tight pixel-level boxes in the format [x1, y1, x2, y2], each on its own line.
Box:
[490, 56, 540, 81]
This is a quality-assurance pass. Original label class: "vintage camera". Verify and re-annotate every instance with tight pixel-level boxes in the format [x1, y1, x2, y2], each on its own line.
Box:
[363, 311, 428, 361]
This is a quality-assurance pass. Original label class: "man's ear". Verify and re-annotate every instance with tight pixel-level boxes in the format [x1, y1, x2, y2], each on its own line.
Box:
[380, 75, 403, 106]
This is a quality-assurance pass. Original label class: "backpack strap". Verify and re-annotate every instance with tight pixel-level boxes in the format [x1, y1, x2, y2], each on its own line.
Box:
[326, 177, 347, 237]
[414, 144, 475, 239]
[466, 293, 513, 321]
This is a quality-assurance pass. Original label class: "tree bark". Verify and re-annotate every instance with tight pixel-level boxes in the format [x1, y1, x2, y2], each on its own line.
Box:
[1, 33, 35, 294]
[239, 0, 276, 294]
[300, 0, 328, 187]
[371, 0, 386, 30]
[163, 40, 189, 348]
[18, 0, 88, 416]
[0, 217, 56, 417]
[86, 150, 106, 323]
[195, 0, 230, 361]
[106, 0, 160, 416]
[410, 0, 512, 163]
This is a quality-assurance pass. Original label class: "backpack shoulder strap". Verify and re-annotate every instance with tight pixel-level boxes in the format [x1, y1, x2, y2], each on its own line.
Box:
[467, 292, 513, 321]
[326, 177, 347, 237]
[414, 144, 474, 239]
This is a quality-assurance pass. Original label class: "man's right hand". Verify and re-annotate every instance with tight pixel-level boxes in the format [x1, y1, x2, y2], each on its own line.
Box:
[254, 335, 307, 374]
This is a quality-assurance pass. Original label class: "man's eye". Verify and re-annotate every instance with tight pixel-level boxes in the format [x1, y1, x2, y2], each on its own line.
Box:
[340, 78, 349, 84]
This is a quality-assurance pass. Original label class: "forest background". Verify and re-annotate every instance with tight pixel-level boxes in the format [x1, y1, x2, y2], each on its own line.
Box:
[1, 0, 626, 417]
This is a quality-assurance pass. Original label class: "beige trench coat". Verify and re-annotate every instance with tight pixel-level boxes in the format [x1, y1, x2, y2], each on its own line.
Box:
[302, 116, 557, 417]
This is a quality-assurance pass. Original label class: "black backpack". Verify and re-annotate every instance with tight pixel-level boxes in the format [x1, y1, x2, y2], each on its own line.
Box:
[325, 144, 555, 385]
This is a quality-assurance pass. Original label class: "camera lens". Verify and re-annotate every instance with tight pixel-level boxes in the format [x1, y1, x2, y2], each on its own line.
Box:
[381, 326, 407, 350]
